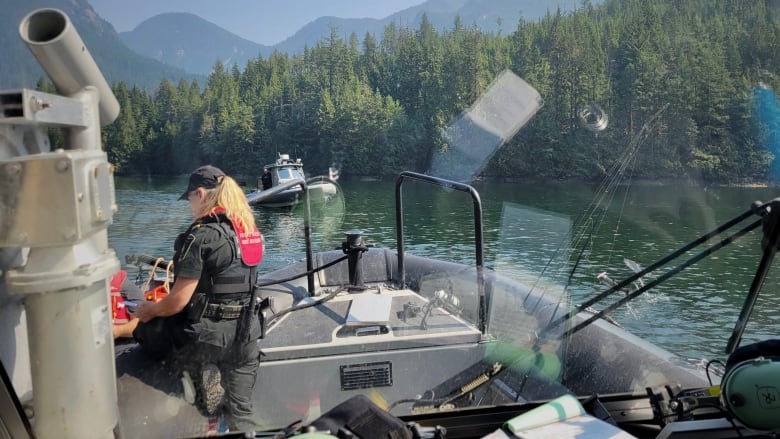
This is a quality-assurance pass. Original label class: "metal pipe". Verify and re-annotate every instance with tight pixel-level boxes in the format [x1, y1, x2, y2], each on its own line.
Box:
[6, 232, 120, 439]
[0, 9, 121, 438]
[19, 8, 119, 126]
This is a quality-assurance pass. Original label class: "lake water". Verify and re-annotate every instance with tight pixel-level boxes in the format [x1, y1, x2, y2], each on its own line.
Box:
[109, 176, 780, 367]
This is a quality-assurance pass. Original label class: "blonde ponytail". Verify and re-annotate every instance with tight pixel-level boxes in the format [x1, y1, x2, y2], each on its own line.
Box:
[198, 176, 257, 231]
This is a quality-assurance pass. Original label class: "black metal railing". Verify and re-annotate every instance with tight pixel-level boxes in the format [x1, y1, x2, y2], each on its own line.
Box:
[394, 171, 487, 333]
[252, 178, 315, 294]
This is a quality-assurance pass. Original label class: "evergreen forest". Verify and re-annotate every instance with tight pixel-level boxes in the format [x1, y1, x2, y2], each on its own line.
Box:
[58, 0, 780, 183]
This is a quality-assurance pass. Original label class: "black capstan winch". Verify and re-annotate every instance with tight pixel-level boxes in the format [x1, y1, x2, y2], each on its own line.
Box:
[342, 230, 371, 291]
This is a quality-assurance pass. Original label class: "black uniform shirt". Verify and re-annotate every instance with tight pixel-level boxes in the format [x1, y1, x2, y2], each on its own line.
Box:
[171, 220, 260, 353]
[174, 222, 236, 283]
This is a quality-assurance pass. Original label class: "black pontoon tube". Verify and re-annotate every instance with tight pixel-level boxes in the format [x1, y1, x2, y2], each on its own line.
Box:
[395, 171, 487, 333]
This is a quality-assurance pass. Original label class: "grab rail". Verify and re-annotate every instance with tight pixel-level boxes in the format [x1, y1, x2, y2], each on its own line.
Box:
[394, 171, 487, 333]
[254, 178, 315, 294]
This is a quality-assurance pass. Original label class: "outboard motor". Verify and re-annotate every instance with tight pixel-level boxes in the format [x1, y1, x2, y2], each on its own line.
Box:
[342, 230, 370, 291]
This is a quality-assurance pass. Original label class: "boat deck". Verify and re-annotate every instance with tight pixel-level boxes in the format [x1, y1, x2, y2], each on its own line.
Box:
[259, 288, 482, 361]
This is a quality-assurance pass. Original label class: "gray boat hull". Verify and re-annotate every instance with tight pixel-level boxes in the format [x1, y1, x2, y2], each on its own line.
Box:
[114, 248, 708, 436]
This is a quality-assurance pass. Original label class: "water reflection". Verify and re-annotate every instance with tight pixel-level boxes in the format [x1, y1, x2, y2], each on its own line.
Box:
[110, 176, 192, 263]
[109, 176, 780, 363]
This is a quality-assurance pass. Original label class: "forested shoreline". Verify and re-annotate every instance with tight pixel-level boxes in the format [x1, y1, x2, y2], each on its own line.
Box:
[54, 0, 780, 183]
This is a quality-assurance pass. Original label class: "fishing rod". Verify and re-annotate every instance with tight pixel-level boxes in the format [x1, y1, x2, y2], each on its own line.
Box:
[544, 199, 776, 341]
[521, 105, 669, 313]
[469, 199, 771, 407]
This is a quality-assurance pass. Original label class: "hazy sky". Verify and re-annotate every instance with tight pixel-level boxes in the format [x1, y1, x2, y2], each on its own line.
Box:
[88, 0, 426, 46]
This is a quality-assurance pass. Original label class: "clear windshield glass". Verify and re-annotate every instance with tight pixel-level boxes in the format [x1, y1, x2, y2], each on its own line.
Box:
[276, 167, 304, 181]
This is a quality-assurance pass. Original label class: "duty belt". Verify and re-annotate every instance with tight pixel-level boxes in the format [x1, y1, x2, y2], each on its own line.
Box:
[203, 303, 244, 319]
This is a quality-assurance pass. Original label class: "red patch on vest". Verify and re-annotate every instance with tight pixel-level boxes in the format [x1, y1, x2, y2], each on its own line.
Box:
[232, 220, 264, 266]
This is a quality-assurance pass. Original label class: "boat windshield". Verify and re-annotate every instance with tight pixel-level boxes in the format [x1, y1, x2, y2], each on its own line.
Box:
[3, 2, 780, 438]
[277, 167, 303, 181]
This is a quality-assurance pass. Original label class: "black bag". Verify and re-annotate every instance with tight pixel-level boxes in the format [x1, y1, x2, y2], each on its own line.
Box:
[308, 394, 412, 439]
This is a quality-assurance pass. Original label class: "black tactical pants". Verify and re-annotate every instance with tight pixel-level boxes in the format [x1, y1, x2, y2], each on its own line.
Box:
[133, 313, 261, 432]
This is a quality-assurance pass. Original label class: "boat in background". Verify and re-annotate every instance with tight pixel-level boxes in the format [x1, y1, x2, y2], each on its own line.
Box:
[246, 153, 340, 208]
[246, 153, 305, 207]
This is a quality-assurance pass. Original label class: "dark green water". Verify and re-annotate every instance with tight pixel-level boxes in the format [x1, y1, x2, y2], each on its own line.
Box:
[109, 176, 780, 365]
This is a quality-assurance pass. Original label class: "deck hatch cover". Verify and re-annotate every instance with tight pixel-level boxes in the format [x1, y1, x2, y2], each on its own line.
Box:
[340, 361, 393, 390]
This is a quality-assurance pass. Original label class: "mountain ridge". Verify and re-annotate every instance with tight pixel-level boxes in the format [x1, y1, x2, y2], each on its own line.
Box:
[0, 0, 200, 90]
[121, 0, 588, 75]
[119, 13, 272, 75]
[1, 0, 592, 88]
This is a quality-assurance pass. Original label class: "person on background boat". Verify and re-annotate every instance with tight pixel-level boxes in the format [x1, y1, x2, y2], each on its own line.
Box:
[261, 166, 272, 190]
[113, 165, 265, 432]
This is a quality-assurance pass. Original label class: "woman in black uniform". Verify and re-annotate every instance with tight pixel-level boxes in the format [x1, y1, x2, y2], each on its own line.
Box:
[122, 165, 264, 432]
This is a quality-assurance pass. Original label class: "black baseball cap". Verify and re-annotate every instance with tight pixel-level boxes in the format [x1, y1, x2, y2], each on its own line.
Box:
[179, 165, 226, 200]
